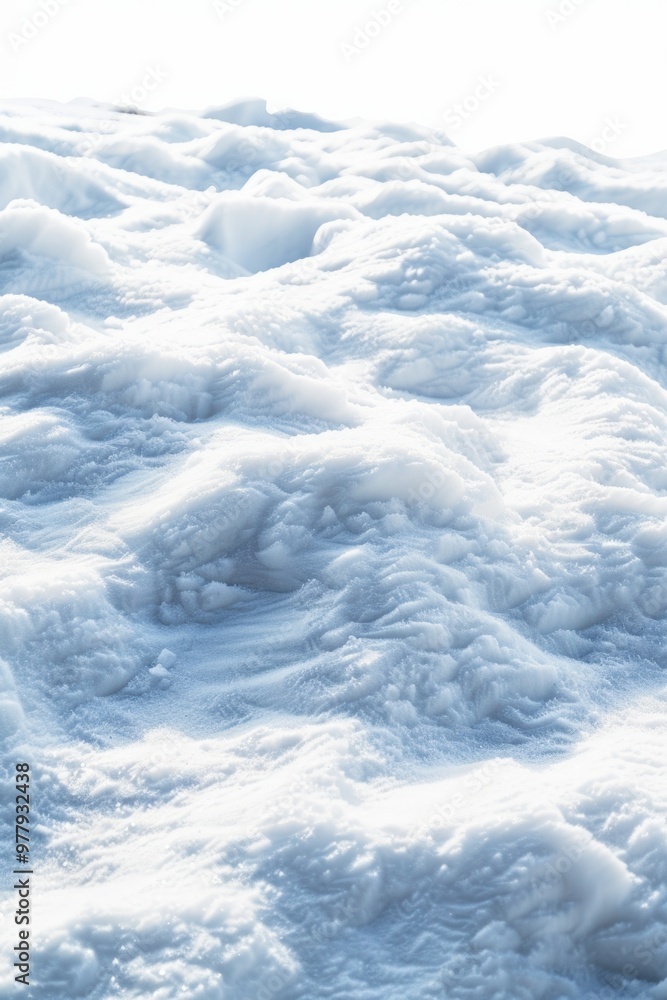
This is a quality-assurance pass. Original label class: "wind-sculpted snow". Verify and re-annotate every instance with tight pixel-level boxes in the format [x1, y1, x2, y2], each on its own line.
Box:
[1, 97, 667, 998]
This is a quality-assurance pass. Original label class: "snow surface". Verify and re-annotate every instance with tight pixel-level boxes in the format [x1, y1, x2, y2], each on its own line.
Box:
[1, 97, 667, 998]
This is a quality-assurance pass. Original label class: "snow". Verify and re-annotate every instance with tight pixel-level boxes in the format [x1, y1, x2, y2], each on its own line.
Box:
[1, 96, 667, 998]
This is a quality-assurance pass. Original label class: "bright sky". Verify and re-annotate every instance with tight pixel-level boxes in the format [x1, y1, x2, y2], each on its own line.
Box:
[0, 0, 665, 157]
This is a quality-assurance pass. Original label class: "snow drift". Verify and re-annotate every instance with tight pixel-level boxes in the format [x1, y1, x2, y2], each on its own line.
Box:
[0, 97, 667, 999]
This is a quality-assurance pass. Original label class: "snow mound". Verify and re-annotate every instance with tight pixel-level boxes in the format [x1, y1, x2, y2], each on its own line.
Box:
[195, 192, 361, 273]
[0, 199, 111, 276]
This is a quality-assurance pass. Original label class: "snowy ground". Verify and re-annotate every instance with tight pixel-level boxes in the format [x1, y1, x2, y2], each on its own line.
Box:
[1, 97, 667, 998]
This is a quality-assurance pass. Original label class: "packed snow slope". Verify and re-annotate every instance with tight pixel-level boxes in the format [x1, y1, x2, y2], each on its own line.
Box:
[1, 97, 667, 999]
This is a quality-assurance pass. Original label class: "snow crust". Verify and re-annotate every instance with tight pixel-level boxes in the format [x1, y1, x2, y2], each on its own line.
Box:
[1, 97, 667, 998]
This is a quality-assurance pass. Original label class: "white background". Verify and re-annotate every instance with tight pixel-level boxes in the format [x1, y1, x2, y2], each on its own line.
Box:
[0, 0, 665, 157]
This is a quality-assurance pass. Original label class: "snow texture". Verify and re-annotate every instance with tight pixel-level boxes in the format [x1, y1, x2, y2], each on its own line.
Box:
[1, 96, 667, 999]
